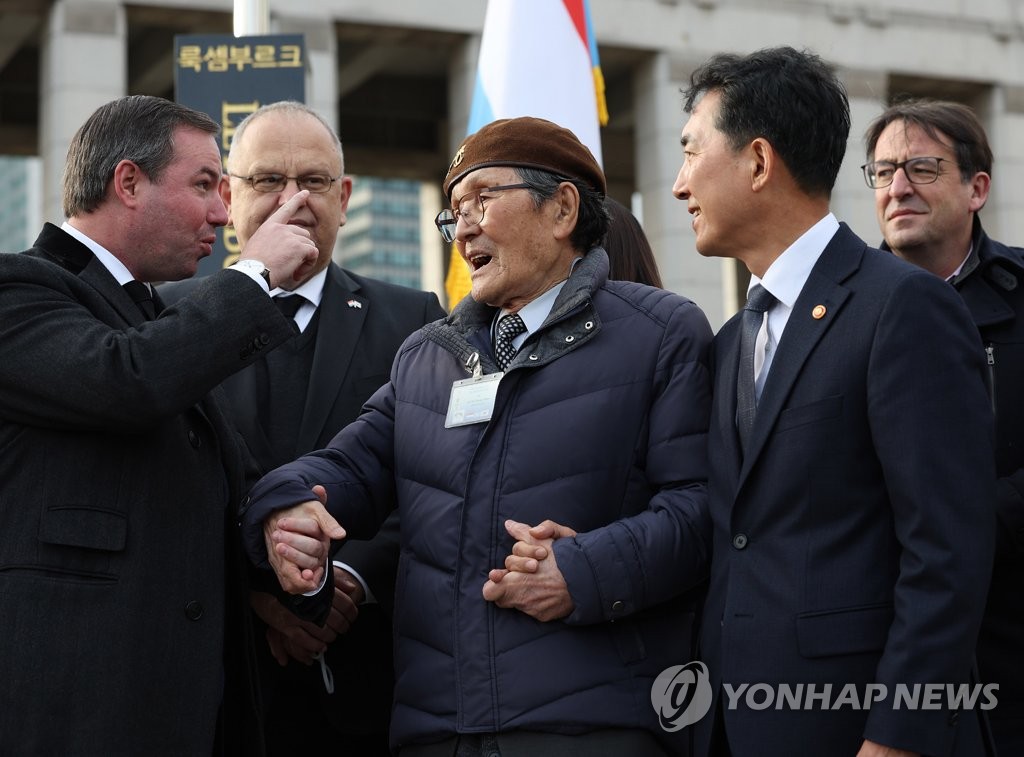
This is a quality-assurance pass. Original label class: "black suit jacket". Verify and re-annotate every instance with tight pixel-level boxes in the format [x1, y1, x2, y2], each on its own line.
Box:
[698, 224, 996, 757]
[162, 262, 444, 734]
[0, 223, 295, 755]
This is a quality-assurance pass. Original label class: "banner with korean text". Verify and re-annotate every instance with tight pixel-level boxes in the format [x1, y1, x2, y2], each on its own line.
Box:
[174, 33, 306, 276]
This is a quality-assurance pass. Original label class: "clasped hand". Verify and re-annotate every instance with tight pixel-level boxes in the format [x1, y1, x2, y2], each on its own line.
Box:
[263, 484, 346, 594]
[481, 519, 578, 622]
[251, 566, 363, 666]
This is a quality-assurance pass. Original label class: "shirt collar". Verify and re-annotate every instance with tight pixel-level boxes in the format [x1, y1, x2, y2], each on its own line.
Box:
[62, 221, 136, 286]
[272, 266, 328, 306]
[495, 255, 582, 337]
[948, 242, 976, 284]
[506, 279, 568, 336]
[751, 213, 840, 307]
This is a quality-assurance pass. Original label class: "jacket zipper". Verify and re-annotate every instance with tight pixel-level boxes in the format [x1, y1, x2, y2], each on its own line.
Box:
[985, 343, 997, 417]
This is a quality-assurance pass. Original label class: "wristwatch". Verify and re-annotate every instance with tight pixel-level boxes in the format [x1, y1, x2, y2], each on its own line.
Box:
[232, 259, 271, 288]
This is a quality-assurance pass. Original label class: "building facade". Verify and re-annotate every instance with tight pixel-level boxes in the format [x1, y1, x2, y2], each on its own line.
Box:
[2, 0, 1023, 321]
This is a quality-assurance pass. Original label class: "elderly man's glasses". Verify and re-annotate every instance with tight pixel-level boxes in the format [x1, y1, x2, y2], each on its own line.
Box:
[229, 173, 341, 193]
[434, 184, 531, 243]
[860, 157, 949, 189]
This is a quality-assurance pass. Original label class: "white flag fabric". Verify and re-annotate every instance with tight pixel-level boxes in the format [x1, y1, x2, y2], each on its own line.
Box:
[468, 0, 606, 164]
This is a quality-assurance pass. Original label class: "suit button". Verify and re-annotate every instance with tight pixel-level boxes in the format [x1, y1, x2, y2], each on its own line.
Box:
[611, 600, 624, 613]
[732, 533, 749, 550]
[184, 600, 204, 621]
[188, 430, 201, 448]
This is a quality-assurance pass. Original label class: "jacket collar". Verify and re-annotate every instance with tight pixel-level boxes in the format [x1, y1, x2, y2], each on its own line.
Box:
[431, 248, 609, 373]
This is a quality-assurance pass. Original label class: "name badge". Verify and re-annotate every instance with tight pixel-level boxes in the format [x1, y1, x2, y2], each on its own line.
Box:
[445, 373, 502, 427]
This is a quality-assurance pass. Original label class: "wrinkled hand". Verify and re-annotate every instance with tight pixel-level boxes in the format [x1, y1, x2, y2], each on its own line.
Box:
[335, 565, 367, 607]
[856, 741, 918, 757]
[481, 519, 575, 622]
[251, 566, 364, 667]
[251, 590, 336, 666]
[489, 519, 579, 578]
[238, 190, 320, 287]
[263, 484, 345, 594]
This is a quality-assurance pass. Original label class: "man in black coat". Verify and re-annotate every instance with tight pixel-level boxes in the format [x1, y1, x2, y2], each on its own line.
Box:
[162, 101, 445, 756]
[0, 95, 321, 755]
[865, 98, 1024, 753]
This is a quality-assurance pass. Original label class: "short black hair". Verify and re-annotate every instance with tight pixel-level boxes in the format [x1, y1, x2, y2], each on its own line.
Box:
[684, 46, 851, 198]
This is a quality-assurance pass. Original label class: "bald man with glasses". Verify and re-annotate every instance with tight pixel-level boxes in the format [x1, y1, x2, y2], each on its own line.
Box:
[161, 101, 445, 756]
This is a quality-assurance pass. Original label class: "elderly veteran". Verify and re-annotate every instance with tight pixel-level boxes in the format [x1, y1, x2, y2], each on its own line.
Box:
[240, 116, 713, 757]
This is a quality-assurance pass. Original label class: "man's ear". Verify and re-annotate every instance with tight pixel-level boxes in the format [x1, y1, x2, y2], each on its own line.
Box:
[968, 171, 991, 214]
[551, 182, 581, 241]
[111, 159, 144, 207]
[218, 175, 233, 227]
[337, 175, 353, 227]
[750, 138, 774, 193]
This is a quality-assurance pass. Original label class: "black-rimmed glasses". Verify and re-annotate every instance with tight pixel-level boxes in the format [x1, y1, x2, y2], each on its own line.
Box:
[229, 173, 341, 193]
[434, 183, 531, 243]
[860, 157, 950, 189]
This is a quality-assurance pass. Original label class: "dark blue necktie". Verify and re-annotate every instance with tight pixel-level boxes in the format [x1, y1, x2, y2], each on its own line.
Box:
[494, 313, 527, 370]
[736, 284, 776, 451]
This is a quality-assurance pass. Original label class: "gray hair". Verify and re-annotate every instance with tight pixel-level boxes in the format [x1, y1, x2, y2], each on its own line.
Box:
[227, 100, 344, 171]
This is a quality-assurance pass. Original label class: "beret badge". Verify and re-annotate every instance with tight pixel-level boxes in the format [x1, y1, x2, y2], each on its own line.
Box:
[448, 145, 466, 175]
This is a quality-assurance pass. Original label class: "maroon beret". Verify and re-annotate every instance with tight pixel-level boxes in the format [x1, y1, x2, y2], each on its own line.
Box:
[443, 116, 606, 200]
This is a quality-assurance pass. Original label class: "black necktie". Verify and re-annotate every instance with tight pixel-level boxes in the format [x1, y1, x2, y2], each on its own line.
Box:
[273, 294, 305, 333]
[123, 280, 156, 320]
[736, 284, 776, 451]
[494, 313, 527, 370]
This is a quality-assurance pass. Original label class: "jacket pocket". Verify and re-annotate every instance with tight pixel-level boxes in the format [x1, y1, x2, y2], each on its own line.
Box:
[38, 505, 127, 552]
[796, 602, 892, 658]
[775, 394, 843, 433]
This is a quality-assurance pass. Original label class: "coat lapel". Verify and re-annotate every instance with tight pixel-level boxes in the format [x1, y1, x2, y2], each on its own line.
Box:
[295, 264, 367, 453]
[37, 224, 144, 328]
[737, 224, 864, 486]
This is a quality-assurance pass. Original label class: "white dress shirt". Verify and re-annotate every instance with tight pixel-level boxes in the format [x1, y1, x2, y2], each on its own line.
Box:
[748, 213, 840, 397]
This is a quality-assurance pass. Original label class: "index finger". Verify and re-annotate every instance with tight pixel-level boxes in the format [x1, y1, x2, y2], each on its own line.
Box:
[266, 189, 310, 224]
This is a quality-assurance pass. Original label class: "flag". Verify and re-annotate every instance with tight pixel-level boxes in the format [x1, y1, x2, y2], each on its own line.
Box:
[444, 0, 607, 308]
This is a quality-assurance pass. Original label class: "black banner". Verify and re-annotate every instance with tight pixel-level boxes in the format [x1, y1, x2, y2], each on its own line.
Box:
[173, 33, 306, 276]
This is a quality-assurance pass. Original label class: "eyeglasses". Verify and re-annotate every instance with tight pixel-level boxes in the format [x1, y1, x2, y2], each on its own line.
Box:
[860, 157, 950, 189]
[434, 183, 531, 243]
[229, 173, 341, 193]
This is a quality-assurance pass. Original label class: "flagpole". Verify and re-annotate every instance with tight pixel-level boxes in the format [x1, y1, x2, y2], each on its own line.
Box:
[234, 0, 269, 36]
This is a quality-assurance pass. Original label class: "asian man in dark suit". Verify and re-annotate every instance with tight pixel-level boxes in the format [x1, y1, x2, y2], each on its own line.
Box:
[0, 95, 321, 755]
[162, 101, 445, 756]
[672, 48, 996, 757]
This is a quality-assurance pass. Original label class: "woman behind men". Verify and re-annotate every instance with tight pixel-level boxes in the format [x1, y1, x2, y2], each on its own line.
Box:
[604, 196, 664, 287]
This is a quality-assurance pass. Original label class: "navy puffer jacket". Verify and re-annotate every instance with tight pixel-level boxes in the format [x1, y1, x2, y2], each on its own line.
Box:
[242, 249, 713, 752]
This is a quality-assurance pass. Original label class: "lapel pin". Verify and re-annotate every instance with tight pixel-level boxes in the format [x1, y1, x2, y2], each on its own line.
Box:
[347, 299, 362, 309]
[812, 304, 827, 320]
